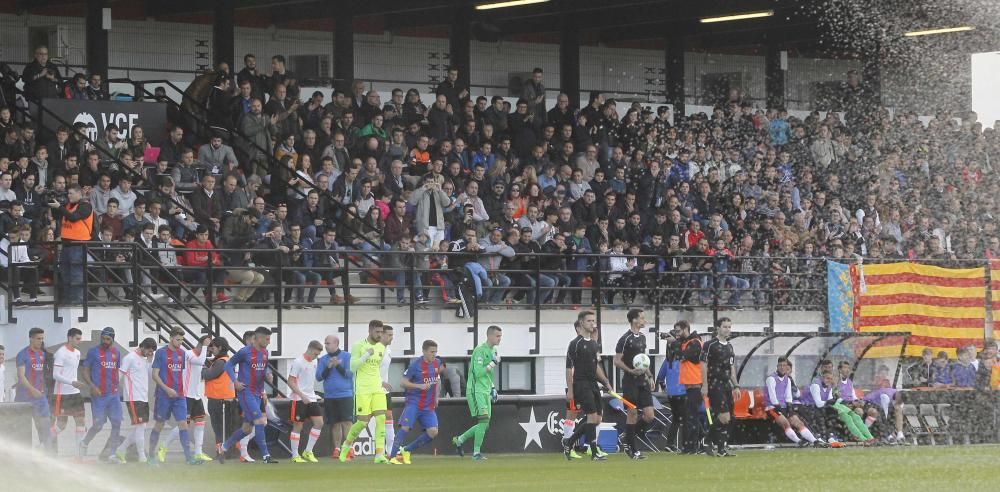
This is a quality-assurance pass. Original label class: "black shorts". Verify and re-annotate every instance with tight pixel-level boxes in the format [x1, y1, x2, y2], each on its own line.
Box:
[766, 406, 790, 420]
[708, 386, 733, 415]
[572, 381, 603, 416]
[126, 401, 150, 425]
[324, 397, 354, 424]
[186, 397, 206, 419]
[622, 376, 654, 410]
[291, 400, 323, 422]
[54, 393, 85, 417]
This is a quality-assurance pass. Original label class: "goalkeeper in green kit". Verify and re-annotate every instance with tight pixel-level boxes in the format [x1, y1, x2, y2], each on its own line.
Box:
[452, 325, 502, 460]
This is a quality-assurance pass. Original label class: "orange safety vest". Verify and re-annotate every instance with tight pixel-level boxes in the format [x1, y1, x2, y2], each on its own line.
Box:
[205, 356, 236, 400]
[990, 364, 1000, 391]
[678, 338, 703, 386]
[60, 202, 94, 241]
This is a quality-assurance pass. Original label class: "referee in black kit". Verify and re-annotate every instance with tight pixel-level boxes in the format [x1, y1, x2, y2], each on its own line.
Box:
[563, 310, 612, 461]
[701, 317, 739, 457]
[614, 308, 655, 460]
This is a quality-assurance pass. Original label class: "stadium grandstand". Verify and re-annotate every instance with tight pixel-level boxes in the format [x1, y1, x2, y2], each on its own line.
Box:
[0, 0, 999, 487]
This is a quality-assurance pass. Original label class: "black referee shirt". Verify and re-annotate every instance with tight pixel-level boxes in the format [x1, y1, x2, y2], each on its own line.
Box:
[701, 337, 735, 389]
[615, 330, 646, 379]
[567, 335, 600, 383]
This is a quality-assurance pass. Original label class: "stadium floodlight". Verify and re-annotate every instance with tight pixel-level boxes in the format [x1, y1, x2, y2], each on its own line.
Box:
[903, 26, 975, 37]
[475, 0, 550, 10]
[699, 10, 774, 24]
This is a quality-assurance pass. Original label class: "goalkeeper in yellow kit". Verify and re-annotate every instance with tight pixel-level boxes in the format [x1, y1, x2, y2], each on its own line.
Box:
[452, 325, 502, 460]
[339, 320, 390, 463]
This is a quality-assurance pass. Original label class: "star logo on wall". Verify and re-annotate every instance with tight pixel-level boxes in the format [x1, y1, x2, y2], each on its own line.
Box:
[519, 407, 546, 450]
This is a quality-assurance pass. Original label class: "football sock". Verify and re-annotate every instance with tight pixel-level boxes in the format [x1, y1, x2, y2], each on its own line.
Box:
[457, 425, 477, 444]
[783, 427, 801, 443]
[222, 427, 247, 452]
[718, 423, 729, 450]
[253, 424, 269, 457]
[384, 416, 395, 457]
[799, 427, 817, 443]
[345, 419, 366, 444]
[374, 414, 387, 455]
[179, 429, 192, 461]
[105, 422, 122, 455]
[392, 427, 409, 457]
[289, 432, 301, 457]
[626, 423, 637, 452]
[404, 432, 434, 452]
[148, 428, 161, 453]
[75, 426, 86, 452]
[134, 425, 147, 461]
[193, 421, 205, 455]
[472, 420, 489, 455]
[305, 428, 321, 453]
[163, 426, 180, 448]
[566, 420, 588, 445]
[239, 431, 253, 457]
[585, 423, 598, 451]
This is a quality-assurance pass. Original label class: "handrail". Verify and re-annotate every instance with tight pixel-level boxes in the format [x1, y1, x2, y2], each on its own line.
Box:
[111, 76, 385, 256]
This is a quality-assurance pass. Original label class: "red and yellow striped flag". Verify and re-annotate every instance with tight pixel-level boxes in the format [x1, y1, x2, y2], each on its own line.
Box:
[989, 260, 1000, 341]
[857, 262, 986, 358]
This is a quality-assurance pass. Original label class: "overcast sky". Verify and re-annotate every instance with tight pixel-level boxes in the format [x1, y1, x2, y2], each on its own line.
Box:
[972, 51, 1000, 129]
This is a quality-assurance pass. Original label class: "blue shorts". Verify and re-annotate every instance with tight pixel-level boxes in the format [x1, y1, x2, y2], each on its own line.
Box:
[92, 394, 123, 424]
[399, 404, 438, 430]
[154, 396, 188, 422]
[16, 395, 51, 418]
[237, 391, 264, 423]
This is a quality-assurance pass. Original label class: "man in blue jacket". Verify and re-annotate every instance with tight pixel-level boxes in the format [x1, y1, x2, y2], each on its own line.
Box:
[316, 335, 353, 459]
[656, 327, 687, 453]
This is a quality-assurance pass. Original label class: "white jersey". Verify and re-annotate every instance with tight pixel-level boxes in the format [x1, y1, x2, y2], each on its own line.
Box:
[120, 349, 152, 402]
[183, 347, 208, 400]
[288, 354, 318, 402]
[380, 346, 393, 394]
[53, 345, 82, 395]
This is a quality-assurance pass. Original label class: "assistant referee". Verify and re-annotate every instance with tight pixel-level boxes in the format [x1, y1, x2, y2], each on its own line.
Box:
[701, 317, 738, 457]
[563, 310, 612, 462]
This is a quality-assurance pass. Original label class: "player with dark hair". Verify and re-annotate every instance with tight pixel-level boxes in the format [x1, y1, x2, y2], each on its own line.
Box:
[561, 320, 592, 459]
[53, 327, 86, 459]
[764, 357, 823, 446]
[339, 320, 389, 463]
[453, 325, 503, 460]
[158, 334, 213, 463]
[218, 326, 278, 464]
[614, 308, 654, 460]
[288, 340, 324, 463]
[115, 337, 157, 463]
[562, 311, 612, 461]
[16, 327, 54, 450]
[80, 327, 123, 462]
[701, 317, 739, 457]
[149, 328, 204, 465]
[390, 339, 442, 464]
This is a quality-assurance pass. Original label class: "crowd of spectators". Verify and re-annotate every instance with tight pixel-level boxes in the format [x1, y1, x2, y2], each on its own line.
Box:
[3, 45, 1000, 310]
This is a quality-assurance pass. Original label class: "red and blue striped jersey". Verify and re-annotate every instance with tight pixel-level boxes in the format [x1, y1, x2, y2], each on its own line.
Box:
[226, 346, 270, 395]
[403, 356, 441, 410]
[84, 345, 121, 396]
[152, 346, 186, 398]
[15, 347, 46, 395]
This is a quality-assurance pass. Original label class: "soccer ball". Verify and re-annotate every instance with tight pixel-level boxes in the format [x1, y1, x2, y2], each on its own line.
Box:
[632, 353, 650, 370]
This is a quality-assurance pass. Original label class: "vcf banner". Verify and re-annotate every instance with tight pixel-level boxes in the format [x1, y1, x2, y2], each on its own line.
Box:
[40, 99, 167, 146]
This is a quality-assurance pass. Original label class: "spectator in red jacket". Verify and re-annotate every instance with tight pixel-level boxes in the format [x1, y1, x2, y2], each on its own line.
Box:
[183, 225, 231, 304]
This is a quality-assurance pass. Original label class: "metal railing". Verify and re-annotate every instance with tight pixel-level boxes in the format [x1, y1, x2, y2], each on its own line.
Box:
[7, 241, 834, 329]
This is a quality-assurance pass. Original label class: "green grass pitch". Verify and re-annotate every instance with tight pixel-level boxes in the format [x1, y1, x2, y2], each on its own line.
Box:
[112, 445, 998, 491]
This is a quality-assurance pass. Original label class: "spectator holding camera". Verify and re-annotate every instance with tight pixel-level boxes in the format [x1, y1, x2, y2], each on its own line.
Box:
[48, 184, 93, 304]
